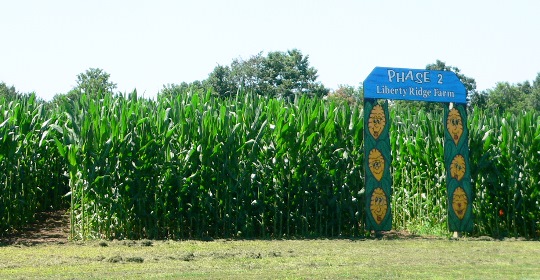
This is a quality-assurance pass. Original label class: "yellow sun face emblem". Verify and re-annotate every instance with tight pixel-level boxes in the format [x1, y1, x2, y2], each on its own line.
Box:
[450, 154, 466, 181]
[370, 188, 388, 225]
[368, 104, 386, 140]
[447, 108, 463, 146]
[452, 187, 468, 220]
[368, 149, 385, 181]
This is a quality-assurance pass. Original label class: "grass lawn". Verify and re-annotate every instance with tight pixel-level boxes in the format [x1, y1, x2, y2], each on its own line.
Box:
[1, 237, 539, 279]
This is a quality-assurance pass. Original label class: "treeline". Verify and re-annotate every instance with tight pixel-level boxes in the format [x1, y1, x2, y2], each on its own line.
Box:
[473, 77, 540, 114]
[2, 49, 540, 115]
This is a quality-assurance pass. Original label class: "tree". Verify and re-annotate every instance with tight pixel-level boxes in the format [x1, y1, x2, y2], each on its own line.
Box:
[0, 82, 19, 100]
[206, 49, 329, 99]
[469, 90, 489, 110]
[72, 68, 117, 98]
[326, 84, 363, 106]
[0, 82, 41, 103]
[533, 72, 540, 89]
[477, 73, 540, 113]
[47, 68, 117, 109]
[230, 52, 266, 94]
[262, 49, 328, 99]
[158, 81, 206, 100]
[206, 65, 236, 97]
[485, 82, 527, 114]
[483, 73, 540, 114]
[528, 73, 540, 111]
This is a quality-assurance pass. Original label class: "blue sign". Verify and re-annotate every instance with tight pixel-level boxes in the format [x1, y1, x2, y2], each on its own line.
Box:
[364, 67, 467, 103]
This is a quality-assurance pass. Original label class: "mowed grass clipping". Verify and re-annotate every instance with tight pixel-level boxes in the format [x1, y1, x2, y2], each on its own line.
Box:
[1, 239, 539, 279]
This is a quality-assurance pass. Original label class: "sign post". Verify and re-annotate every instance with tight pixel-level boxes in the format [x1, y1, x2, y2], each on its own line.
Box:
[363, 66, 472, 233]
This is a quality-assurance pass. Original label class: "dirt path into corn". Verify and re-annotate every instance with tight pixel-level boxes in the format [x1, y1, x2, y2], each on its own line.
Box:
[2, 211, 425, 245]
[1, 210, 69, 245]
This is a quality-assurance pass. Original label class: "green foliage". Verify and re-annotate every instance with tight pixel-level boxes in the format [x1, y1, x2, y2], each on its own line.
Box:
[49, 68, 118, 106]
[158, 81, 206, 100]
[485, 82, 526, 114]
[469, 109, 540, 238]
[206, 65, 236, 97]
[0, 82, 19, 100]
[49, 68, 119, 111]
[206, 49, 329, 99]
[52, 91, 363, 239]
[73, 68, 117, 96]
[390, 108, 448, 232]
[0, 94, 68, 234]
[2, 88, 539, 240]
[469, 90, 489, 110]
[326, 84, 363, 106]
[484, 74, 540, 113]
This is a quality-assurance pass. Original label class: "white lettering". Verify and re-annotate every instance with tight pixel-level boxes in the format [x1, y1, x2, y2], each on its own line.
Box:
[403, 71, 413, 82]
[387, 69, 432, 84]
[434, 88, 455, 98]
[415, 71, 430, 84]
[409, 87, 432, 98]
[387, 70, 396, 82]
[377, 85, 408, 96]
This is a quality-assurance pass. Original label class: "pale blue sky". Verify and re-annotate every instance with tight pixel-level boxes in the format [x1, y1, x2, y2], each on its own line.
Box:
[1, 0, 539, 100]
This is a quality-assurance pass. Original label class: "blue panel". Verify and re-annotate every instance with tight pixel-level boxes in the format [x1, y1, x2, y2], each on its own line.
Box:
[364, 67, 467, 103]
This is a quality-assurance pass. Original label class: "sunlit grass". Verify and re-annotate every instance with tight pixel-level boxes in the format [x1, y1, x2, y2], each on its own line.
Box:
[1, 239, 539, 279]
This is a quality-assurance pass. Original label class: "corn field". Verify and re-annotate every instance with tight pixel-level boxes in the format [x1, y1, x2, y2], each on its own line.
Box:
[0, 95, 68, 231]
[1, 91, 539, 239]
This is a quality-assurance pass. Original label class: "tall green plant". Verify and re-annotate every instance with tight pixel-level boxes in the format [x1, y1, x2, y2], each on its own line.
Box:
[0, 95, 67, 235]
[39, 90, 540, 240]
